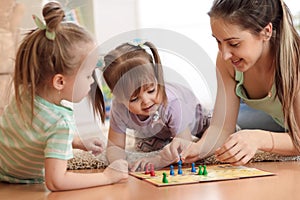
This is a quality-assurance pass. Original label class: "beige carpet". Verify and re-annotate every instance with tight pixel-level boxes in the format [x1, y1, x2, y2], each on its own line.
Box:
[67, 133, 300, 170]
[67, 149, 300, 170]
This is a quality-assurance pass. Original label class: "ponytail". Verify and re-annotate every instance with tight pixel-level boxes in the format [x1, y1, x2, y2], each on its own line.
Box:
[144, 41, 167, 105]
[276, 0, 300, 151]
[90, 75, 106, 123]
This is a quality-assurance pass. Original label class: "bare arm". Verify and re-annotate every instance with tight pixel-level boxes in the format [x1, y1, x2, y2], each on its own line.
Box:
[213, 59, 300, 165]
[44, 158, 128, 191]
[260, 85, 300, 155]
[130, 128, 194, 172]
[106, 127, 127, 164]
[72, 136, 84, 149]
[181, 53, 241, 162]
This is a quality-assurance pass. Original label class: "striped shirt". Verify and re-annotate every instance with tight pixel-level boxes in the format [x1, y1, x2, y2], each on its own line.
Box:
[0, 95, 75, 183]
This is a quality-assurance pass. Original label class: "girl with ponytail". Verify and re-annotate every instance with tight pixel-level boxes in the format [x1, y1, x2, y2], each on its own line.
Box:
[95, 41, 211, 171]
[0, 1, 128, 191]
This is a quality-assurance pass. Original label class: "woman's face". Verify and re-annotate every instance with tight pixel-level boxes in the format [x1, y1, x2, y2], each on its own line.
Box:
[210, 18, 267, 72]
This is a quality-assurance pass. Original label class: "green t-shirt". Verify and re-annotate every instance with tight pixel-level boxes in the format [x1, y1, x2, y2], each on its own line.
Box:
[0, 95, 75, 183]
[235, 70, 285, 128]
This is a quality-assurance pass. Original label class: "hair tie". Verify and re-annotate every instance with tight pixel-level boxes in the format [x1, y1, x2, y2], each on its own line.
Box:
[32, 15, 56, 40]
[127, 38, 147, 49]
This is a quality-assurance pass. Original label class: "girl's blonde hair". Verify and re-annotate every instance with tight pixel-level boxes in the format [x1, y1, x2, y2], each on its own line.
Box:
[93, 41, 167, 115]
[14, 1, 105, 122]
[209, 0, 300, 151]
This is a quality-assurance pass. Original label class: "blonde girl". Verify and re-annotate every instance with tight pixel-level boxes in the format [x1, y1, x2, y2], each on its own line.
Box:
[0, 2, 127, 191]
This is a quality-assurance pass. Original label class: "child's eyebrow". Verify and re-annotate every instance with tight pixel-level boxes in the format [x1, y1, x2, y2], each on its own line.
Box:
[143, 83, 155, 89]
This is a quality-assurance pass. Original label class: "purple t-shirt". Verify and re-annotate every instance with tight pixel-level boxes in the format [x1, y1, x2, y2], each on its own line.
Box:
[109, 83, 209, 140]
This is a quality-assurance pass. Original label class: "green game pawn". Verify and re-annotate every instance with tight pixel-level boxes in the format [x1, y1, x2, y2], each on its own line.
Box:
[162, 172, 168, 183]
[197, 165, 203, 175]
[203, 165, 208, 176]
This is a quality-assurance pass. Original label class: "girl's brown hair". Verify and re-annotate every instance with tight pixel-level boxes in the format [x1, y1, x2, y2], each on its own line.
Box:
[93, 41, 167, 116]
[209, 0, 300, 151]
[14, 1, 105, 122]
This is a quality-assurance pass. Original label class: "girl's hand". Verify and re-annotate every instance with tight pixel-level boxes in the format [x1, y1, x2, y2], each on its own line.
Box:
[180, 142, 202, 163]
[129, 155, 165, 172]
[130, 138, 193, 172]
[77, 137, 105, 156]
[215, 130, 260, 165]
[165, 137, 193, 161]
[103, 159, 129, 184]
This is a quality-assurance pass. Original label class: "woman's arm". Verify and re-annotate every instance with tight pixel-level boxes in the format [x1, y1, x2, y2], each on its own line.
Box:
[106, 127, 127, 164]
[181, 53, 241, 163]
[214, 63, 300, 165]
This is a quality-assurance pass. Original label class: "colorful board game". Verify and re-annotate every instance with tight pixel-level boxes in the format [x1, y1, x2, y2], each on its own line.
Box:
[130, 164, 275, 187]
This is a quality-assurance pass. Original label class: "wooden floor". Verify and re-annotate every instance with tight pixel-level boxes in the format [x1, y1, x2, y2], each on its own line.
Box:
[2, 161, 300, 200]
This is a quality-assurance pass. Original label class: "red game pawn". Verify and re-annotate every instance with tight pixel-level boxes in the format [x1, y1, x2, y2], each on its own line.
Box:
[145, 163, 150, 174]
[150, 164, 155, 176]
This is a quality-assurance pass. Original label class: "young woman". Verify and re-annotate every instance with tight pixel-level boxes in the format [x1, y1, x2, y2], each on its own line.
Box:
[181, 0, 300, 165]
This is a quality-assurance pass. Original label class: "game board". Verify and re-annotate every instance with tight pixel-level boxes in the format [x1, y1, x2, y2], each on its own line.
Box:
[130, 164, 275, 187]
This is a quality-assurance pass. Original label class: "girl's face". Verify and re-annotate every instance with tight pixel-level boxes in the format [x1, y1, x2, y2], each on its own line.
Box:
[64, 43, 97, 103]
[210, 18, 267, 72]
[127, 83, 161, 119]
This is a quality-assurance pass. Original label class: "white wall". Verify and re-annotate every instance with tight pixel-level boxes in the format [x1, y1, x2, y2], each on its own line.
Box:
[13, 0, 300, 135]
[93, 0, 139, 43]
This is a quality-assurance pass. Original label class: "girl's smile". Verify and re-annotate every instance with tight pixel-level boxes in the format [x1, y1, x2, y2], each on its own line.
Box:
[142, 103, 158, 114]
[127, 83, 161, 117]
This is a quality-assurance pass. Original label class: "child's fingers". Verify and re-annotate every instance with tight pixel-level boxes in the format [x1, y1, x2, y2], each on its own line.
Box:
[94, 139, 105, 147]
[180, 143, 198, 163]
[129, 160, 144, 172]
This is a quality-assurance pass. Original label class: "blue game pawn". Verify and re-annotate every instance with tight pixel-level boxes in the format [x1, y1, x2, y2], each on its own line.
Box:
[170, 165, 175, 176]
[178, 164, 183, 175]
[177, 158, 182, 166]
[191, 163, 196, 173]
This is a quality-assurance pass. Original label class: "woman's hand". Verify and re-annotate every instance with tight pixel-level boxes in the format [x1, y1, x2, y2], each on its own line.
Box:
[215, 130, 260, 165]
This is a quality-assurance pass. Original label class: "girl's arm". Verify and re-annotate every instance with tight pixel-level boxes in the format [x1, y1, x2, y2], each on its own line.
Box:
[106, 127, 127, 164]
[44, 158, 128, 191]
[130, 128, 194, 172]
[72, 136, 104, 156]
[72, 136, 83, 149]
